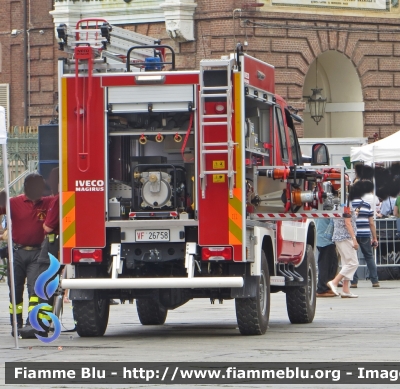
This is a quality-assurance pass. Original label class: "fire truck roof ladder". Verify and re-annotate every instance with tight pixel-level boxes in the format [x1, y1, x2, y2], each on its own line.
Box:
[198, 58, 236, 199]
[57, 18, 159, 63]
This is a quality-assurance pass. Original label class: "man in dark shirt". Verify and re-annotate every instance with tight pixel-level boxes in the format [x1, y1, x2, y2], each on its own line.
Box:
[0, 173, 53, 337]
[39, 167, 60, 262]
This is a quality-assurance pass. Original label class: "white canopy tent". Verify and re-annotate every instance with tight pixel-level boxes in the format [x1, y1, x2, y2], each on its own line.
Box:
[350, 130, 400, 221]
[350, 130, 400, 163]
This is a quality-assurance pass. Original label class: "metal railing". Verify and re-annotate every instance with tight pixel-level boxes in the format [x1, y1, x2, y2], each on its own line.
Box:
[349, 218, 400, 281]
[375, 218, 400, 266]
[0, 126, 38, 195]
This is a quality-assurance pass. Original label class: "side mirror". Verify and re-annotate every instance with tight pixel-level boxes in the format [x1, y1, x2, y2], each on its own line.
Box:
[311, 143, 330, 165]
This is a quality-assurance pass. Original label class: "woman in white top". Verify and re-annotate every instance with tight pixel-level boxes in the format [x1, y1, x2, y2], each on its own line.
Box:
[362, 190, 381, 216]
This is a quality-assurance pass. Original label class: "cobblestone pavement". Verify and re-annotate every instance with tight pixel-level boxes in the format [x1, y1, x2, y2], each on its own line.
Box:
[0, 279, 399, 388]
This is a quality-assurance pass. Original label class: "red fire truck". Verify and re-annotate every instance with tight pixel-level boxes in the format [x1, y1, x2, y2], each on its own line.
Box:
[58, 19, 345, 336]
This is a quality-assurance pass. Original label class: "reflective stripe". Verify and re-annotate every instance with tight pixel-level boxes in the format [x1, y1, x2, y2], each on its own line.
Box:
[28, 296, 39, 313]
[40, 305, 53, 312]
[61, 77, 68, 193]
[38, 305, 53, 321]
[38, 313, 52, 320]
[63, 192, 76, 247]
[228, 188, 243, 246]
[9, 302, 23, 314]
[251, 213, 343, 219]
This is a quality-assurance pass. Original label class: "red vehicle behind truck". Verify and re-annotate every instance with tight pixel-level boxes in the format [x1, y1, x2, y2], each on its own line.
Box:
[57, 19, 345, 336]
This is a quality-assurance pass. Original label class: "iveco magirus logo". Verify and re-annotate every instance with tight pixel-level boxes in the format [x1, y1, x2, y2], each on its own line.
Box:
[29, 253, 62, 343]
[75, 180, 105, 192]
[257, 70, 265, 80]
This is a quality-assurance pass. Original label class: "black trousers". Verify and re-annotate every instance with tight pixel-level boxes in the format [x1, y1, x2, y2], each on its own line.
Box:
[36, 235, 61, 308]
[8, 248, 41, 326]
[317, 244, 338, 293]
[38, 234, 59, 264]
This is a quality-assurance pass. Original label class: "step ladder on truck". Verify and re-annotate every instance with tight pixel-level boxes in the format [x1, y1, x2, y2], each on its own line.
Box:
[54, 19, 346, 336]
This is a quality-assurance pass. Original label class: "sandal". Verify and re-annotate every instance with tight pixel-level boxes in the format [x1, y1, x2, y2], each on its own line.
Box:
[327, 281, 339, 296]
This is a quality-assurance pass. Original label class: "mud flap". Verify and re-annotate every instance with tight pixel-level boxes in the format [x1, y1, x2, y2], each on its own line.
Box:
[231, 275, 258, 298]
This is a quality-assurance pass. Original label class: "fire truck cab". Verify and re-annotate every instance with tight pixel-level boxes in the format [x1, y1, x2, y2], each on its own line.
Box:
[59, 20, 344, 336]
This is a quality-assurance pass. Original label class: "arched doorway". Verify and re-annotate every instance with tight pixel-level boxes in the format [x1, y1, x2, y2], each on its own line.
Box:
[303, 50, 364, 138]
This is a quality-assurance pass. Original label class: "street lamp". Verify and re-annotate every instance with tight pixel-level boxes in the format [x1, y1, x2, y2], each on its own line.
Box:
[307, 58, 326, 125]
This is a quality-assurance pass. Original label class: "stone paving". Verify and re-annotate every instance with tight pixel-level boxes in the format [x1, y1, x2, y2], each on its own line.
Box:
[0, 278, 399, 388]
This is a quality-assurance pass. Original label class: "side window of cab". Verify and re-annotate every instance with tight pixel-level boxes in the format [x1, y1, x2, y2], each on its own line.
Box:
[288, 127, 301, 166]
[275, 107, 289, 162]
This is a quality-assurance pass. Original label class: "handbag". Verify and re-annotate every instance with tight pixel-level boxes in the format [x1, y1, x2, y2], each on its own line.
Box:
[323, 219, 335, 240]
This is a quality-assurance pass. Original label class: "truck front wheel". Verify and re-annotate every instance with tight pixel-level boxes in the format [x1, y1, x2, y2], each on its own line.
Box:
[235, 251, 270, 335]
[136, 299, 168, 325]
[285, 244, 316, 324]
[73, 292, 110, 337]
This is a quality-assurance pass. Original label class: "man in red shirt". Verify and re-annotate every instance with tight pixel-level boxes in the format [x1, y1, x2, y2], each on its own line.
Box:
[18, 193, 60, 338]
[0, 173, 53, 337]
[19, 168, 60, 339]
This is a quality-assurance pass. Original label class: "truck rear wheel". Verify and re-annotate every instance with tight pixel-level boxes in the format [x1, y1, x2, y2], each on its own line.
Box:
[286, 244, 316, 324]
[73, 292, 110, 337]
[235, 251, 270, 335]
[136, 299, 168, 325]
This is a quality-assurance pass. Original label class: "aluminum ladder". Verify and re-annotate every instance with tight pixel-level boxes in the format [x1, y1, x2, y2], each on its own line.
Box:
[57, 18, 158, 62]
[198, 58, 236, 199]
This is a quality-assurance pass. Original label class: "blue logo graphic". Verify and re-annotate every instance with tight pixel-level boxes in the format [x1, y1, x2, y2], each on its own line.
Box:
[29, 253, 62, 343]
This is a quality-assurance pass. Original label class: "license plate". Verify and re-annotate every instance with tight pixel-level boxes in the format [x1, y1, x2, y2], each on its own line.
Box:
[135, 230, 170, 242]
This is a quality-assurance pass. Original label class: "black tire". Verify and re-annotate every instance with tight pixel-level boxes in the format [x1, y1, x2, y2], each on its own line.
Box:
[73, 291, 110, 337]
[136, 299, 168, 325]
[235, 251, 270, 335]
[286, 244, 316, 324]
